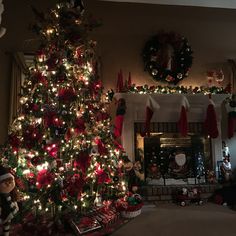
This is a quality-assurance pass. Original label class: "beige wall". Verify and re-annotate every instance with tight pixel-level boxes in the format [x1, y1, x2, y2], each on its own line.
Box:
[0, 0, 236, 143]
[86, 0, 236, 90]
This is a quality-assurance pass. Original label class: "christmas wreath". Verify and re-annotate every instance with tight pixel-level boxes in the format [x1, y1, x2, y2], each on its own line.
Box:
[142, 31, 193, 84]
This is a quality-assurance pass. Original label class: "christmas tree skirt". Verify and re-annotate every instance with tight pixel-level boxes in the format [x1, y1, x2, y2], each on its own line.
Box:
[11, 213, 130, 236]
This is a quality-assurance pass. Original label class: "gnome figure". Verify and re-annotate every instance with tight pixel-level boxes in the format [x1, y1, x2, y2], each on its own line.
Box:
[0, 165, 19, 236]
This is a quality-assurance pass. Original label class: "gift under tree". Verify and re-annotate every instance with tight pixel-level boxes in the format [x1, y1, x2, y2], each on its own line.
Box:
[0, 0, 127, 231]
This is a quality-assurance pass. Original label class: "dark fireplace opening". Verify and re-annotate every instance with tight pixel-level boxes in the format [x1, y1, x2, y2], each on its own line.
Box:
[134, 122, 212, 185]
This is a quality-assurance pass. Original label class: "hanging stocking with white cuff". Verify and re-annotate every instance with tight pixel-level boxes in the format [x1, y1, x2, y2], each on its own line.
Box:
[178, 96, 190, 137]
[142, 96, 160, 137]
[204, 95, 219, 138]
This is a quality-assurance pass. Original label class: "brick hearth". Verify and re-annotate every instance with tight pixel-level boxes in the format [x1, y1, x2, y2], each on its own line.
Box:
[140, 184, 220, 203]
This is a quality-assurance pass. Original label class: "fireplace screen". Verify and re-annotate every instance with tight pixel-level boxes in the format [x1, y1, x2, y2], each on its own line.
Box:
[134, 123, 211, 185]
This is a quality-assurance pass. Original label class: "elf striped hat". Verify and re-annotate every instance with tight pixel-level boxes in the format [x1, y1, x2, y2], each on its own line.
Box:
[0, 165, 14, 182]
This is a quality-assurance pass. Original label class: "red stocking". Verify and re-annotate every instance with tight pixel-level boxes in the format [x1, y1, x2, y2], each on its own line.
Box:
[142, 106, 154, 137]
[114, 98, 126, 138]
[114, 115, 124, 138]
[141, 96, 159, 137]
[204, 103, 218, 138]
[178, 105, 188, 137]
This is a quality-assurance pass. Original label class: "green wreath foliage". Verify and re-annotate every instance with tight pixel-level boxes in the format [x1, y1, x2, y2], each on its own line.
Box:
[142, 31, 193, 84]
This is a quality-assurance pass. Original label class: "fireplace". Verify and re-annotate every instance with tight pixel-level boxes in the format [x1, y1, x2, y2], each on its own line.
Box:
[114, 93, 228, 185]
[134, 125, 211, 185]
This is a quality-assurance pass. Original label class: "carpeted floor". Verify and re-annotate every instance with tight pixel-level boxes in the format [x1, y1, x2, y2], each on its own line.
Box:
[111, 203, 236, 236]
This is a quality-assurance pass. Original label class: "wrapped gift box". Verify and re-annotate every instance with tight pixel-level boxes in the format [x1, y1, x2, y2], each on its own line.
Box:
[70, 216, 101, 235]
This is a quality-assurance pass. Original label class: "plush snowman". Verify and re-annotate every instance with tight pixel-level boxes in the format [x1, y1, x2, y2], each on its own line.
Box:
[0, 165, 19, 236]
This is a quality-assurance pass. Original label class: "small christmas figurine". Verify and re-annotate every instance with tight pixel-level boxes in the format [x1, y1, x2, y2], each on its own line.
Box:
[189, 188, 203, 205]
[0, 165, 19, 236]
[221, 141, 233, 182]
[176, 187, 203, 206]
[124, 158, 144, 193]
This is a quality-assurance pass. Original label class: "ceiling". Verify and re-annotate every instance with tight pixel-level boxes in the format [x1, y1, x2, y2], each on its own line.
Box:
[100, 0, 236, 9]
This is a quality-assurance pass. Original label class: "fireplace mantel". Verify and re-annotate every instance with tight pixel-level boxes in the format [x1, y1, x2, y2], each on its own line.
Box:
[114, 93, 229, 170]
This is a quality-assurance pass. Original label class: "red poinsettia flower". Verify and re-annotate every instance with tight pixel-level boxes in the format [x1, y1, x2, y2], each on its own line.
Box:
[73, 152, 91, 174]
[36, 169, 54, 189]
[58, 87, 77, 103]
[96, 164, 111, 184]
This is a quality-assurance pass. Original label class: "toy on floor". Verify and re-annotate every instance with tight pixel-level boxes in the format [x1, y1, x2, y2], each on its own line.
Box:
[175, 187, 203, 206]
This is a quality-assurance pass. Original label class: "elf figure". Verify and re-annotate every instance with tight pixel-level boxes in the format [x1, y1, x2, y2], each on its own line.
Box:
[0, 166, 19, 236]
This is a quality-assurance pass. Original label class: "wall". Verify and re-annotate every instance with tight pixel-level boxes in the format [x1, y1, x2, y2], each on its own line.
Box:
[0, 0, 57, 144]
[85, 0, 236, 90]
[0, 0, 236, 169]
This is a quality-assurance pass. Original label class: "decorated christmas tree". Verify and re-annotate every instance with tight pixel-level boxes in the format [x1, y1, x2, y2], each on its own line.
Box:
[1, 0, 126, 223]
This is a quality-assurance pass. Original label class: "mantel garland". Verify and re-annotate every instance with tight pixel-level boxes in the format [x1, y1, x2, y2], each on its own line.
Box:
[106, 83, 231, 101]
[142, 31, 193, 84]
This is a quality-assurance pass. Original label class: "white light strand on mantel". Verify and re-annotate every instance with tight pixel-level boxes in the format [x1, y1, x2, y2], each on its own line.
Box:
[0, 0, 6, 38]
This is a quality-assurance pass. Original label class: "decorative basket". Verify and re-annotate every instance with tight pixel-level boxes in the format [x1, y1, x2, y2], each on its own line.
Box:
[121, 208, 142, 219]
